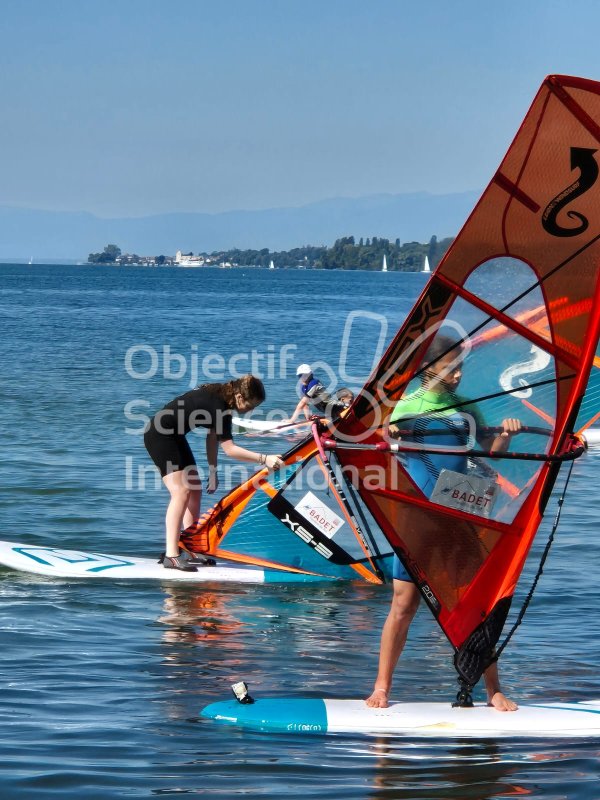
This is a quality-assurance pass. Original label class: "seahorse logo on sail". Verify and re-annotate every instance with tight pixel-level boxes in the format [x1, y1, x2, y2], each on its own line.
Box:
[499, 344, 551, 398]
[542, 147, 598, 237]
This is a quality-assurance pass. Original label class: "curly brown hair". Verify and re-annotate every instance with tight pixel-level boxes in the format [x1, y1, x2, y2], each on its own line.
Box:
[198, 374, 266, 409]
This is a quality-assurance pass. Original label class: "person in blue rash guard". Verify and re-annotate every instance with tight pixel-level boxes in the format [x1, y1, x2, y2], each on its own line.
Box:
[366, 336, 521, 711]
[288, 364, 352, 422]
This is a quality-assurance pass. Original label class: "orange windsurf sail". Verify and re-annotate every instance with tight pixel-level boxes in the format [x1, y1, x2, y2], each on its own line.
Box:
[180, 434, 391, 583]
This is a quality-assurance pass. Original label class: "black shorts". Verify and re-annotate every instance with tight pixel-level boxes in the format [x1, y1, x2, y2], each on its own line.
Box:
[144, 427, 197, 478]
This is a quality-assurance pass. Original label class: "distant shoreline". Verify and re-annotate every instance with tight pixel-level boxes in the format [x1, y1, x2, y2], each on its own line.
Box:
[0, 231, 454, 271]
[84, 235, 453, 272]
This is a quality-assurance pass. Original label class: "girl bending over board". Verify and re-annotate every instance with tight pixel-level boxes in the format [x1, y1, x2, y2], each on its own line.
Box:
[144, 374, 283, 572]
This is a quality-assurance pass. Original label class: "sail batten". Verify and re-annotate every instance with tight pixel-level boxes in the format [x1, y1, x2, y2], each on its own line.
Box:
[493, 172, 541, 212]
[434, 273, 582, 369]
[549, 76, 600, 141]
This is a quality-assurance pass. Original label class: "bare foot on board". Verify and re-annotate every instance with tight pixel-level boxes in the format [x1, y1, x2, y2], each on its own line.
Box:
[488, 691, 518, 712]
[365, 688, 390, 708]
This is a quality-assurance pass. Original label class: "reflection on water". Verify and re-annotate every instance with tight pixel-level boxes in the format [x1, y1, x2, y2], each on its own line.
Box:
[363, 736, 527, 799]
[158, 586, 245, 645]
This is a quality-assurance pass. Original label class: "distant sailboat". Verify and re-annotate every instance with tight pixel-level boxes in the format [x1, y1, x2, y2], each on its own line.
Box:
[269, 259, 275, 270]
[28, 256, 33, 265]
[422, 255, 431, 273]
[381, 254, 388, 273]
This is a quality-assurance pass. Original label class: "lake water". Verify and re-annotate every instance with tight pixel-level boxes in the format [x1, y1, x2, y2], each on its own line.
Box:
[0, 263, 598, 799]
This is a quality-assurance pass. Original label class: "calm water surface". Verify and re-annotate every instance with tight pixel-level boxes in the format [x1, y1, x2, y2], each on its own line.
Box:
[0, 264, 598, 799]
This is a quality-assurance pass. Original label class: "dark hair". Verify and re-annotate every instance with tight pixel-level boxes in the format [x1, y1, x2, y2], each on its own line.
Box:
[198, 374, 266, 408]
[422, 334, 463, 368]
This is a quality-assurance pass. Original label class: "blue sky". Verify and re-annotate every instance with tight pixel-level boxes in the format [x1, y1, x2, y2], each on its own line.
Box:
[3, 0, 600, 217]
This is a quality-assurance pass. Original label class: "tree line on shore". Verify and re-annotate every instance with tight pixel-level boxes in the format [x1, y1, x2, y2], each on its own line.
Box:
[88, 235, 453, 270]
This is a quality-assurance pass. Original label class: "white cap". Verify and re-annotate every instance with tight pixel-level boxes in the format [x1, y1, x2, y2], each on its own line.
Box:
[296, 363, 312, 376]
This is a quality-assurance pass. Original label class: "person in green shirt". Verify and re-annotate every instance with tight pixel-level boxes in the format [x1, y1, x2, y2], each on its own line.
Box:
[366, 335, 521, 710]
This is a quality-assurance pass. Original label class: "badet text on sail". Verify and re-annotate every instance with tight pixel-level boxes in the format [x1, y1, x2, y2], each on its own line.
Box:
[317, 74, 600, 704]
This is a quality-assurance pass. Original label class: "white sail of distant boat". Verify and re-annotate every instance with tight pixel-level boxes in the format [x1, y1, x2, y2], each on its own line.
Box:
[381, 254, 388, 273]
[269, 259, 275, 270]
[28, 256, 33, 265]
[422, 255, 431, 273]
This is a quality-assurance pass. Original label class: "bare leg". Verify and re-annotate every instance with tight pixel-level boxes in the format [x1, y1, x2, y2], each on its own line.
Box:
[365, 580, 420, 708]
[162, 471, 192, 557]
[181, 467, 202, 530]
[482, 660, 518, 711]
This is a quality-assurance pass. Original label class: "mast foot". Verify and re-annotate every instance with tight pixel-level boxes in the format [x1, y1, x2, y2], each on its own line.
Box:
[452, 681, 474, 708]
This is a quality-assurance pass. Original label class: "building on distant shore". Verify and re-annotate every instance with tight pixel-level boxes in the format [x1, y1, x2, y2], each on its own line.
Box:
[175, 250, 214, 267]
[88, 244, 175, 266]
[115, 254, 174, 267]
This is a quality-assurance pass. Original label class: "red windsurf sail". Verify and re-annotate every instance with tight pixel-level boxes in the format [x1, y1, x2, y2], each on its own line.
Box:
[330, 75, 600, 687]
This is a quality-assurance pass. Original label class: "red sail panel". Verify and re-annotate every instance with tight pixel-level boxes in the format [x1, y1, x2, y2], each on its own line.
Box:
[333, 74, 600, 684]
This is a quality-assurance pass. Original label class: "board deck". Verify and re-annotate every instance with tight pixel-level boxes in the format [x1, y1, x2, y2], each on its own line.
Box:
[584, 428, 600, 447]
[0, 540, 266, 582]
[232, 417, 311, 436]
[0, 540, 382, 584]
[201, 697, 600, 737]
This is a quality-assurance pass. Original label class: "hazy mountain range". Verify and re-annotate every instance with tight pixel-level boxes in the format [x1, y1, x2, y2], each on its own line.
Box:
[0, 190, 480, 261]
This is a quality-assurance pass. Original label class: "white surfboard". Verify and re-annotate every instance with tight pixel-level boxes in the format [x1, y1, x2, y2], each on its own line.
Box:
[0, 540, 267, 583]
[201, 697, 600, 738]
[232, 417, 311, 436]
[583, 427, 600, 447]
